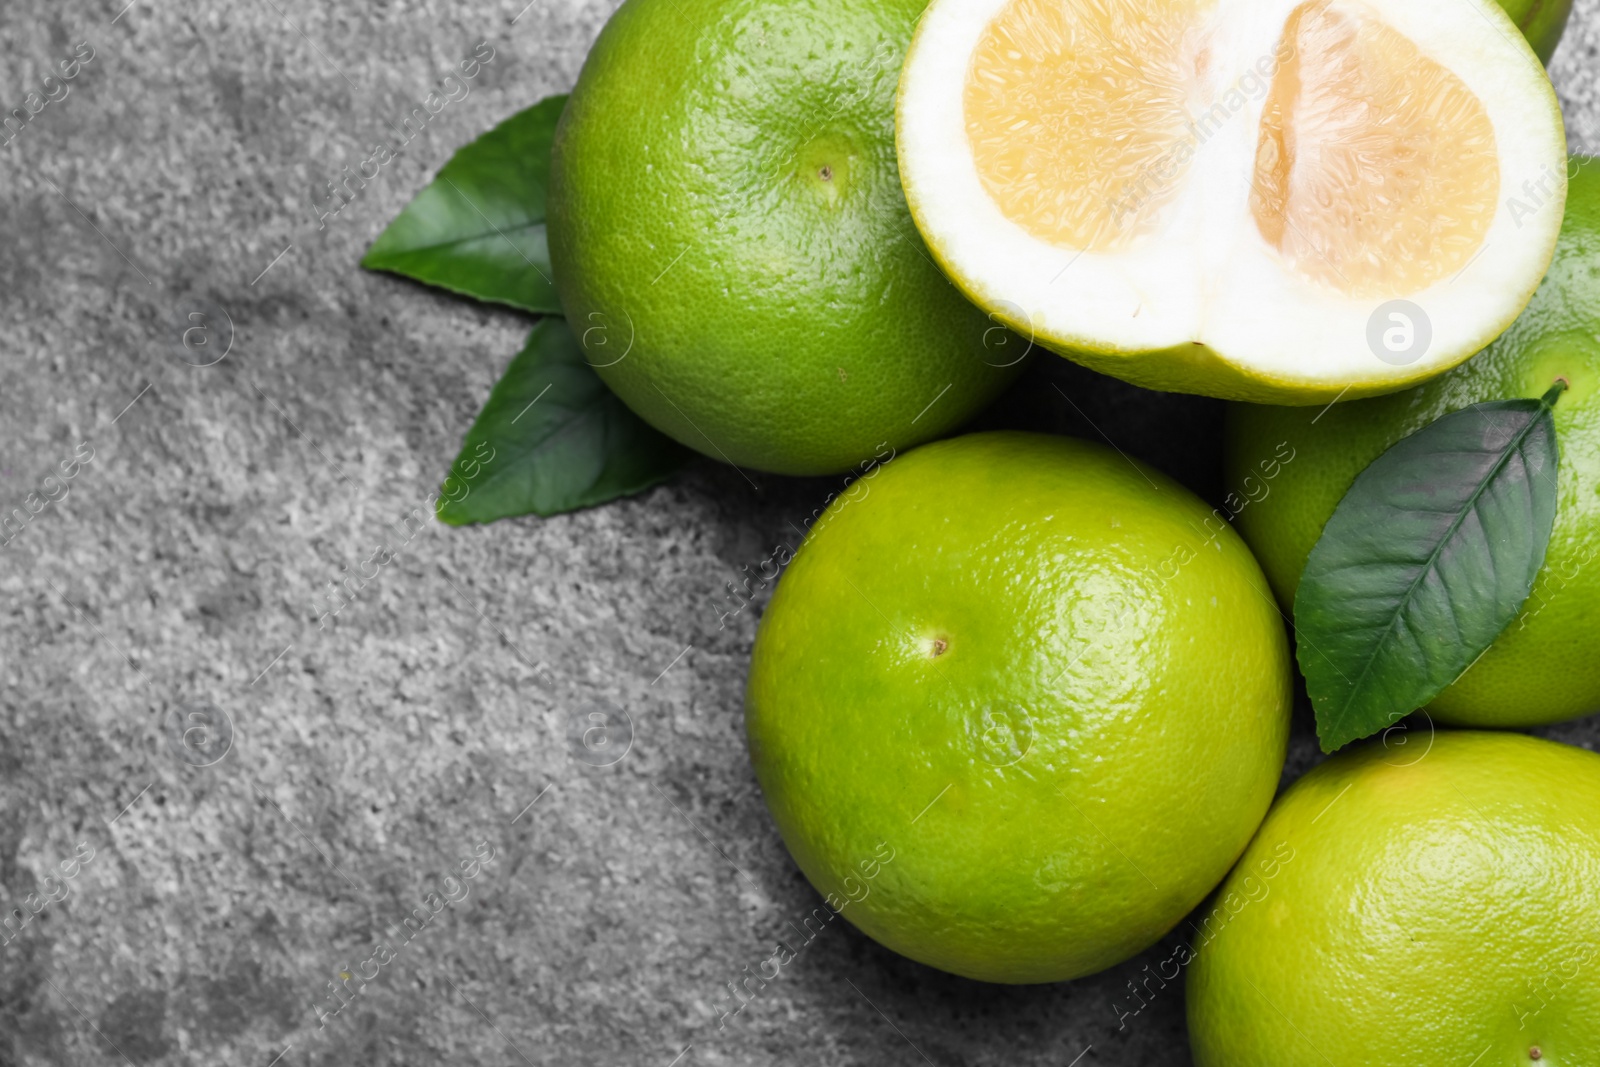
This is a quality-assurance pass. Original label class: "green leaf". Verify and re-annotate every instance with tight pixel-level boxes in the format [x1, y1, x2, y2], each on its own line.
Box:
[361, 95, 566, 313]
[1296, 382, 1566, 753]
[437, 319, 692, 524]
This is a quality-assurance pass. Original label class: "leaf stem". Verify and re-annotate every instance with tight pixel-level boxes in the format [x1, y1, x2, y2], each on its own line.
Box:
[1541, 378, 1569, 409]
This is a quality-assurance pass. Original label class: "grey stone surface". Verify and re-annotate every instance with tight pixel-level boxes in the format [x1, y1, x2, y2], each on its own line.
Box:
[0, 0, 1596, 1064]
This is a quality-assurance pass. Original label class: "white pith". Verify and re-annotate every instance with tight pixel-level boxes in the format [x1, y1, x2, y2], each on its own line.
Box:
[897, 0, 1569, 392]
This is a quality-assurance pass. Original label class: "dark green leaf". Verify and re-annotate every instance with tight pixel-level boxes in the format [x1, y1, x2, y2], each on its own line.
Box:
[1296, 383, 1566, 752]
[437, 319, 692, 524]
[362, 95, 566, 313]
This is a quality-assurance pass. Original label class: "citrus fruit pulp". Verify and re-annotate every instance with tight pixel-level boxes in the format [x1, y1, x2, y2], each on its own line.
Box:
[1188, 731, 1600, 1066]
[745, 431, 1292, 983]
[1227, 157, 1600, 728]
[897, 0, 1568, 403]
[546, 0, 1026, 477]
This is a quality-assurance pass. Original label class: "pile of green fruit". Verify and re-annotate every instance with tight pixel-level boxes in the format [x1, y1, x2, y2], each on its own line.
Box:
[363, 0, 1600, 1058]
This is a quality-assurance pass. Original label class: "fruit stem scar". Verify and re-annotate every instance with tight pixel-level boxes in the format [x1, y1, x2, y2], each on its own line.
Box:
[930, 637, 948, 657]
[1541, 378, 1569, 408]
[819, 165, 832, 181]
[1529, 1047, 1542, 1060]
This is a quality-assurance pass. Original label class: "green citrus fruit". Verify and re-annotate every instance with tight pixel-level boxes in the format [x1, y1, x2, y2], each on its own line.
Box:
[1226, 157, 1600, 728]
[545, 0, 1024, 477]
[1188, 730, 1600, 1066]
[745, 431, 1292, 983]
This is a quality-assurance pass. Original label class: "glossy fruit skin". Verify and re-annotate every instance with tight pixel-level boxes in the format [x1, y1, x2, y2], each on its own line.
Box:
[1226, 158, 1600, 728]
[746, 431, 1292, 983]
[1499, 0, 1574, 63]
[1188, 731, 1600, 1067]
[546, 0, 1025, 477]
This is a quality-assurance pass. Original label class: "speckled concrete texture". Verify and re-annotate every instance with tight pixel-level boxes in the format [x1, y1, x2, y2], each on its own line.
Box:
[0, 0, 1597, 1064]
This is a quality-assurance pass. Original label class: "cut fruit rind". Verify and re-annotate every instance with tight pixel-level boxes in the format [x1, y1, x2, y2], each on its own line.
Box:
[898, 0, 1568, 404]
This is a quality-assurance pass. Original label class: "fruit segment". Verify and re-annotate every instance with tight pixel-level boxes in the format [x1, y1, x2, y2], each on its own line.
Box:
[1251, 0, 1500, 296]
[963, 0, 1213, 252]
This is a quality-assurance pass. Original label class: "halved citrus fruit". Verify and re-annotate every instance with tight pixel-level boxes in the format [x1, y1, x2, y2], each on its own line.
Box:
[898, 0, 1568, 403]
